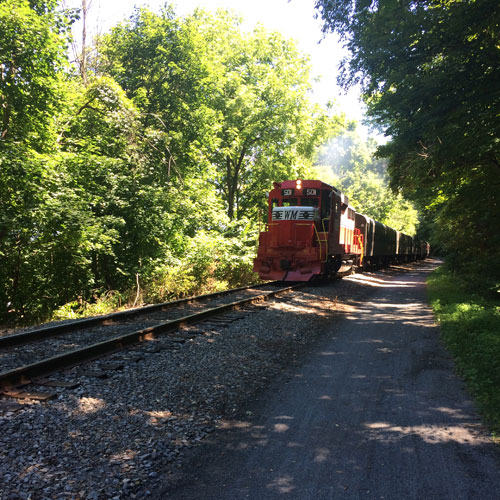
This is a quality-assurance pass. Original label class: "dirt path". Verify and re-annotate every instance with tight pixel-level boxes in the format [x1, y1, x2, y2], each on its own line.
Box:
[156, 260, 500, 499]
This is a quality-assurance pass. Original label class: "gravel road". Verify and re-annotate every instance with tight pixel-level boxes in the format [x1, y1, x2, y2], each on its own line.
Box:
[157, 259, 500, 500]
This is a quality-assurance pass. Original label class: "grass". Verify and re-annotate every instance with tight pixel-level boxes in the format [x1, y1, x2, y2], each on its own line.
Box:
[427, 265, 500, 435]
[51, 291, 128, 321]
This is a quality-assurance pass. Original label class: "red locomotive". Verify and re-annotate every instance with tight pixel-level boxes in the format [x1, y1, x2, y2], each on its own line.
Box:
[253, 180, 429, 281]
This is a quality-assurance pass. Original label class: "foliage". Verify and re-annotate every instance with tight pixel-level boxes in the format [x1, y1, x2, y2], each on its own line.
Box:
[315, 130, 420, 234]
[428, 164, 500, 293]
[98, 6, 210, 180]
[428, 265, 500, 433]
[0, 0, 70, 150]
[189, 11, 342, 220]
[315, 0, 500, 272]
[0, 2, 339, 324]
[101, 7, 342, 221]
[144, 223, 259, 304]
[0, 0, 83, 322]
[52, 291, 126, 320]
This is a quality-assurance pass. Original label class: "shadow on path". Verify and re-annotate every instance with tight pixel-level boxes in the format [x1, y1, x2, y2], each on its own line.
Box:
[157, 260, 500, 500]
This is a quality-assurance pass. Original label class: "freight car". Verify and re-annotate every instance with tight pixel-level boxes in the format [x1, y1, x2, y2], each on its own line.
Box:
[253, 180, 429, 281]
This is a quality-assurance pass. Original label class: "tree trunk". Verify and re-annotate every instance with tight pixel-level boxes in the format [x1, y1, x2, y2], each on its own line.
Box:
[226, 156, 235, 220]
[1, 62, 15, 140]
[225, 139, 252, 220]
[81, 0, 88, 85]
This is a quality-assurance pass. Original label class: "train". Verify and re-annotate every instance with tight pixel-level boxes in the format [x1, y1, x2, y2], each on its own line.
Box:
[253, 179, 429, 281]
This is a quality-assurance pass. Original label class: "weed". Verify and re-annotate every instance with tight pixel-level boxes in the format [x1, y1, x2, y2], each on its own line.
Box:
[428, 265, 500, 433]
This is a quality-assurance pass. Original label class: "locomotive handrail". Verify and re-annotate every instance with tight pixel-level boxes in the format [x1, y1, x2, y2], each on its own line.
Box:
[354, 230, 364, 266]
[313, 224, 328, 263]
[360, 234, 364, 265]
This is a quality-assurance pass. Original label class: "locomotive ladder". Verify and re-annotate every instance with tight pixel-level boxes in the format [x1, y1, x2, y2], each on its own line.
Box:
[354, 229, 364, 265]
[314, 225, 328, 262]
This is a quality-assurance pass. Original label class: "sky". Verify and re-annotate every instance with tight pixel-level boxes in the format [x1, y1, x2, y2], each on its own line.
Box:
[65, 0, 375, 137]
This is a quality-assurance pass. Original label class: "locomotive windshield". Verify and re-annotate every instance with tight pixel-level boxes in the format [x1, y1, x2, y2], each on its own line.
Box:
[277, 196, 319, 207]
[301, 197, 319, 207]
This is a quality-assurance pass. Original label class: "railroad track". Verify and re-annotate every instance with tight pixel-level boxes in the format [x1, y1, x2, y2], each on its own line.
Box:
[0, 281, 307, 399]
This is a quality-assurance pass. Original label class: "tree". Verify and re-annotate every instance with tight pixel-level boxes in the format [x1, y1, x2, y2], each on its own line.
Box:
[315, 0, 500, 279]
[99, 5, 210, 182]
[101, 7, 342, 220]
[0, 75, 143, 322]
[187, 11, 341, 220]
[0, 0, 76, 321]
[316, 129, 419, 234]
[0, 0, 73, 149]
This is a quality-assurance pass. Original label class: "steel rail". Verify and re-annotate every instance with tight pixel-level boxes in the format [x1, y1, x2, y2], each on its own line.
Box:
[0, 282, 306, 391]
[0, 282, 279, 349]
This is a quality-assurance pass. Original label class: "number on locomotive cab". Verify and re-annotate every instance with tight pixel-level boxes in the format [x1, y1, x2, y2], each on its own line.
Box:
[305, 188, 317, 196]
[282, 188, 295, 196]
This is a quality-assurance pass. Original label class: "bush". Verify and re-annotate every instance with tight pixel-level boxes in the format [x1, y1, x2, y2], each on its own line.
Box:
[52, 290, 126, 320]
[428, 265, 500, 434]
[37, 223, 261, 324]
[142, 227, 260, 303]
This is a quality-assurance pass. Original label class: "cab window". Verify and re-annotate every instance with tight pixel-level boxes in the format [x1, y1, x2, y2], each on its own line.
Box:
[321, 190, 331, 219]
[282, 198, 298, 207]
[301, 197, 319, 207]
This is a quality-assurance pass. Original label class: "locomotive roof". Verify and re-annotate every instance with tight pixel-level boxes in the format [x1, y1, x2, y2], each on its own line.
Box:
[272, 180, 336, 191]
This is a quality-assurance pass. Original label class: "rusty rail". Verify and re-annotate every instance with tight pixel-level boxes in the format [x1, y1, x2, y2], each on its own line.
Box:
[0, 282, 279, 349]
[0, 282, 306, 391]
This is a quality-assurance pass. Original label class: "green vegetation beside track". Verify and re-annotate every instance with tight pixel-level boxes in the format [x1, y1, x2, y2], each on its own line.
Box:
[427, 265, 500, 435]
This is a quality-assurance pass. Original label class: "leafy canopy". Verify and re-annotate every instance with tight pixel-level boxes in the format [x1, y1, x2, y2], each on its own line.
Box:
[0, 0, 72, 149]
[1, 2, 345, 323]
[315, 0, 500, 281]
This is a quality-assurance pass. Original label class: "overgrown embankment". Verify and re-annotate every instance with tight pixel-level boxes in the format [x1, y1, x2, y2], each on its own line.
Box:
[51, 235, 259, 322]
[427, 265, 500, 435]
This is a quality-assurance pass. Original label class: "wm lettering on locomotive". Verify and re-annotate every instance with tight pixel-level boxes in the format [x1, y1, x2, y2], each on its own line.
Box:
[272, 207, 316, 221]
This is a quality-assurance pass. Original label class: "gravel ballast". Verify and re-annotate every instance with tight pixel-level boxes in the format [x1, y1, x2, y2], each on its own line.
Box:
[0, 271, 384, 499]
[0, 283, 284, 372]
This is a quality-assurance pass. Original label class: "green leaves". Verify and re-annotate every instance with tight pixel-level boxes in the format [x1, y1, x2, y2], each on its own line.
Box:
[1, 2, 344, 324]
[101, 7, 340, 221]
[317, 129, 420, 234]
[61, 76, 139, 157]
[0, 0, 68, 150]
[316, 0, 500, 277]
